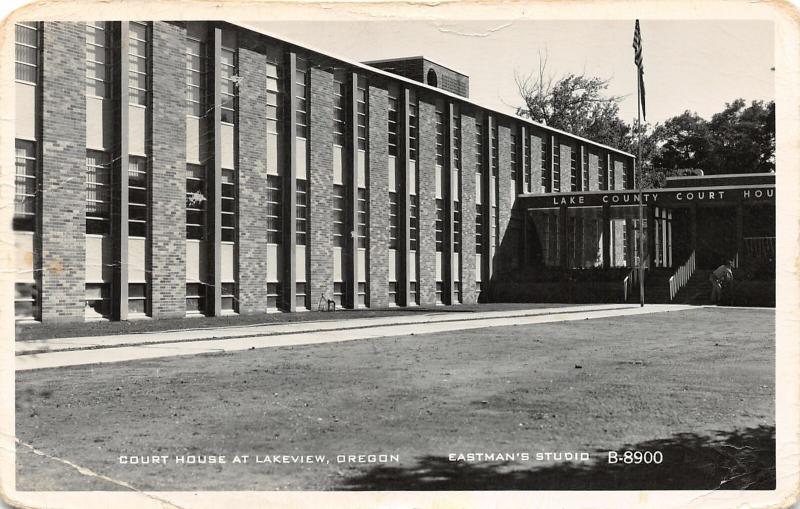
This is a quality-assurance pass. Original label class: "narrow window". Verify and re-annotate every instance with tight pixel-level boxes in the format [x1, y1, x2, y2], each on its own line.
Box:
[388, 88, 398, 157]
[128, 156, 148, 238]
[220, 168, 236, 242]
[295, 179, 307, 245]
[435, 108, 445, 167]
[333, 72, 346, 147]
[435, 198, 444, 252]
[86, 22, 111, 98]
[356, 188, 367, 249]
[266, 56, 281, 173]
[409, 194, 418, 252]
[552, 136, 561, 192]
[389, 192, 398, 250]
[186, 282, 206, 315]
[475, 204, 484, 253]
[541, 135, 549, 192]
[598, 152, 607, 190]
[14, 140, 36, 232]
[408, 91, 418, 162]
[186, 164, 207, 240]
[582, 147, 590, 190]
[186, 37, 205, 116]
[356, 76, 367, 151]
[266, 175, 282, 244]
[86, 150, 111, 235]
[333, 184, 346, 247]
[453, 200, 461, 254]
[452, 105, 461, 171]
[15, 22, 38, 83]
[220, 46, 236, 123]
[295, 57, 308, 139]
[128, 22, 149, 106]
[510, 132, 518, 194]
[570, 147, 578, 191]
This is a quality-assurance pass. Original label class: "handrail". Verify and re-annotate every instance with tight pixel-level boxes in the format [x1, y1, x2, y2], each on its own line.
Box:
[623, 272, 631, 302]
[668, 251, 696, 300]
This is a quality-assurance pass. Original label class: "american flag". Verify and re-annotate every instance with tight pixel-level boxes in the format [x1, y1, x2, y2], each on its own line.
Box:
[632, 19, 646, 120]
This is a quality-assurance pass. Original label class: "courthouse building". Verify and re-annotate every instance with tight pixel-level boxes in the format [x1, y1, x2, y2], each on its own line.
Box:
[18, 19, 733, 324]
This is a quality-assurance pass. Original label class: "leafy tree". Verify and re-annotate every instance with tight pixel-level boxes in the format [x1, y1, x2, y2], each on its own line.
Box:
[705, 99, 775, 174]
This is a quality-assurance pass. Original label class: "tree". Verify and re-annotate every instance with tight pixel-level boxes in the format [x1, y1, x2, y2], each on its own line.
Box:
[515, 52, 629, 151]
[705, 99, 775, 174]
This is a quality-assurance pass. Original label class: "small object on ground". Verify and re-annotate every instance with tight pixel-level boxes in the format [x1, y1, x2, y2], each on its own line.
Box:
[575, 364, 582, 369]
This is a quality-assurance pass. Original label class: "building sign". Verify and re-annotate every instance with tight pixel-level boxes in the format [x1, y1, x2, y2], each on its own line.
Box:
[522, 185, 775, 209]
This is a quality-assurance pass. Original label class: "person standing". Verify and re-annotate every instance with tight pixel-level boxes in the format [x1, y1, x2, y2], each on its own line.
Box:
[709, 259, 734, 305]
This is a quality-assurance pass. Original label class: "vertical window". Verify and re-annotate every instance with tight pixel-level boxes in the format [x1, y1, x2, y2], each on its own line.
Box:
[610, 157, 616, 189]
[356, 188, 367, 249]
[475, 204, 484, 252]
[388, 88, 398, 157]
[267, 282, 281, 309]
[296, 180, 307, 245]
[598, 152, 607, 190]
[388, 281, 398, 306]
[356, 76, 367, 151]
[409, 195, 418, 251]
[15, 283, 37, 320]
[333, 71, 346, 146]
[222, 282, 236, 311]
[186, 37, 205, 116]
[186, 282, 206, 315]
[221, 168, 236, 242]
[15, 22, 38, 83]
[128, 156, 148, 237]
[582, 147, 590, 190]
[86, 150, 111, 234]
[552, 136, 561, 192]
[409, 281, 418, 306]
[491, 124, 499, 248]
[295, 283, 307, 308]
[475, 121, 484, 180]
[490, 124, 498, 177]
[14, 140, 36, 231]
[452, 105, 461, 170]
[570, 147, 578, 191]
[435, 108, 445, 167]
[510, 132, 518, 193]
[295, 57, 308, 138]
[541, 135, 549, 192]
[453, 200, 461, 254]
[86, 22, 111, 98]
[86, 283, 111, 319]
[524, 133, 531, 193]
[389, 192, 398, 249]
[186, 164, 207, 240]
[220, 46, 236, 123]
[435, 199, 444, 252]
[266, 55, 281, 173]
[129, 283, 147, 315]
[333, 184, 346, 247]
[266, 175, 282, 244]
[128, 22, 149, 106]
[333, 281, 345, 309]
[408, 91, 418, 161]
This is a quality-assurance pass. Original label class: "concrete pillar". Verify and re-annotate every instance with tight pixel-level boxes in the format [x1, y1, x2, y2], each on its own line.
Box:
[112, 22, 130, 321]
[445, 102, 456, 305]
[399, 88, 411, 306]
[460, 111, 477, 304]
[206, 26, 223, 316]
[283, 51, 298, 311]
[346, 73, 359, 309]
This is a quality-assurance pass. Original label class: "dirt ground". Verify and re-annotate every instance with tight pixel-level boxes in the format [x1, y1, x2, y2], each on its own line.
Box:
[15, 307, 774, 491]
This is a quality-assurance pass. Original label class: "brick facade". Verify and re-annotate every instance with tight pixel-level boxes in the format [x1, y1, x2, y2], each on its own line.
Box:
[367, 85, 390, 308]
[149, 21, 187, 319]
[39, 22, 86, 323]
[308, 66, 335, 307]
[460, 112, 477, 304]
[24, 20, 636, 323]
[237, 36, 269, 314]
[417, 99, 437, 305]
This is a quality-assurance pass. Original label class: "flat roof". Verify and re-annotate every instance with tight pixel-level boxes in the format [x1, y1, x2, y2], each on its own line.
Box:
[231, 21, 635, 159]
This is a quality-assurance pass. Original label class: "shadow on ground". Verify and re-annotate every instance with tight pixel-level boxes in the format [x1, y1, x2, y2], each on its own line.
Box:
[340, 426, 775, 490]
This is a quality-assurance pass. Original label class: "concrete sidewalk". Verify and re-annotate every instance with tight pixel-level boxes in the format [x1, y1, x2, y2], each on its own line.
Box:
[16, 303, 700, 371]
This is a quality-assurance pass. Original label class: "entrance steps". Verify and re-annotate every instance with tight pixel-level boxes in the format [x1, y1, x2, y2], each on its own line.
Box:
[637, 269, 711, 304]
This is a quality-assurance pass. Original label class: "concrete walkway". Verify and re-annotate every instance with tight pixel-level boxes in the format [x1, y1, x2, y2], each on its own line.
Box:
[16, 303, 700, 371]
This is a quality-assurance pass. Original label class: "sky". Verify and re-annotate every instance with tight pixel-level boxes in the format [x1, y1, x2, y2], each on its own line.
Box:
[251, 19, 774, 126]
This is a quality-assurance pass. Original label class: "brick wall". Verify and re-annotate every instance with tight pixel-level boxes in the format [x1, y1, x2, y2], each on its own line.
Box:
[613, 157, 625, 190]
[149, 22, 187, 319]
[460, 111, 477, 304]
[560, 142, 572, 193]
[237, 36, 269, 314]
[308, 66, 334, 307]
[368, 85, 389, 308]
[495, 123, 512, 278]
[416, 99, 437, 305]
[39, 22, 86, 323]
[588, 149, 599, 190]
[530, 132, 543, 194]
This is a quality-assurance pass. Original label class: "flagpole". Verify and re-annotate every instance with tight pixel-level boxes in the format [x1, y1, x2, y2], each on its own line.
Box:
[637, 74, 645, 307]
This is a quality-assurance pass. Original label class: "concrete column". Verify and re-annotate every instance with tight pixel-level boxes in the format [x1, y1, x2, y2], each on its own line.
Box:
[602, 205, 611, 269]
[150, 21, 187, 318]
[559, 204, 568, 268]
[484, 115, 493, 282]
[399, 88, 411, 306]
[40, 22, 86, 323]
[283, 52, 298, 311]
[368, 85, 389, 308]
[206, 26, 223, 316]
[445, 102, 456, 305]
[113, 22, 130, 321]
